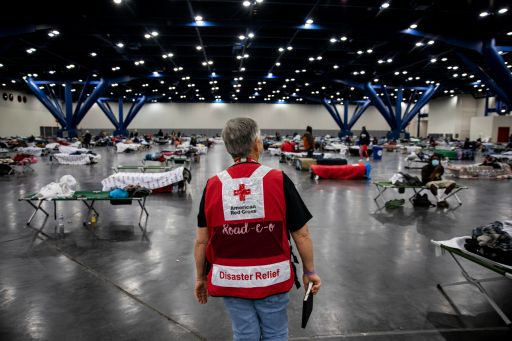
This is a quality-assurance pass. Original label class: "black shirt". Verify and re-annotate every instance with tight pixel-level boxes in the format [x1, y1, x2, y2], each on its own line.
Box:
[197, 171, 312, 232]
[421, 164, 444, 185]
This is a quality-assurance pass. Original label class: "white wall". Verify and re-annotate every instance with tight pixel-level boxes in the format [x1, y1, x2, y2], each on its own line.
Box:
[469, 115, 512, 142]
[0, 91, 56, 136]
[427, 95, 486, 138]
[0, 93, 390, 136]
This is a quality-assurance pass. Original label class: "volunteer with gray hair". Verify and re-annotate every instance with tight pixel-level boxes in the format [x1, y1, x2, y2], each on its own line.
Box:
[194, 117, 321, 340]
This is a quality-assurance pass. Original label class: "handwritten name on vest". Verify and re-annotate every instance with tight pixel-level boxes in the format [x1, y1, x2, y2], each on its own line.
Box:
[219, 269, 281, 281]
[222, 222, 275, 235]
[230, 204, 257, 215]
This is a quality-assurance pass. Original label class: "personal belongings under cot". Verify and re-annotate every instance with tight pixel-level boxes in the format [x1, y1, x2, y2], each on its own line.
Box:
[373, 181, 467, 210]
[431, 221, 512, 327]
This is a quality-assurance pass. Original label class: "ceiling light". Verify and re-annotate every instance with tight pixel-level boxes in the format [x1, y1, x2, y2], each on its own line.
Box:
[195, 15, 203, 21]
[196, 46, 202, 50]
[26, 48, 36, 54]
[49, 70, 56, 74]
[116, 42, 124, 48]
[366, 49, 373, 53]
[0, 64, 3, 68]
[239, 35, 246, 40]
[357, 50, 363, 55]
[113, 0, 122, 4]
[441, 57, 448, 61]
[275, 62, 281, 66]
[267, 72, 273, 77]
[409, 24, 418, 29]
[330, 38, 337, 43]
[340, 36, 348, 41]
[305, 19, 314, 25]
[402, 70, 408, 74]
[427, 40, 435, 45]
[66, 64, 75, 69]
[144, 33, 151, 39]
[415, 42, 424, 47]
[430, 58, 437, 63]
[151, 31, 158, 37]
[479, 11, 489, 17]
[316, 56, 322, 60]
[394, 71, 400, 75]
[240, 67, 246, 71]
[333, 65, 339, 69]
[208, 60, 214, 64]
[507, 32, 512, 36]
[381, 2, 390, 9]
[243, 1, 251, 7]
[308, 57, 314, 61]
[498, 8, 508, 14]
[378, 59, 384, 64]
[386, 58, 393, 63]
[248, 32, 255, 38]
[48, 30, 60, 37]
[287, 46, 293, 51]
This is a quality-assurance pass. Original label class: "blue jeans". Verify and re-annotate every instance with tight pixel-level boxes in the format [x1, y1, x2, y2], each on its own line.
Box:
[223, 292, 289, 341]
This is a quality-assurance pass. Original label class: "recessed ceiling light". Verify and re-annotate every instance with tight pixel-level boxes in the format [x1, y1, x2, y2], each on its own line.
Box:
[507, 31, 512, 36]
[90, 52, 97, 57]
[427, 40, 435, 45]
[366, 49, 373, 53]
[415, 42, 424, 47]
[357, 50, 363, 55]
[195, 15, 203, 21]
[498, 8, 508, 14]
[278, 47, 284, 52]
[333, 65, 339, 69]
[242, 1, 251, 7]
[330, 38, 337, 43]
[113, 0, 122, 4]
[430, 58, 437, 63]
[441, 57, 448, 61]
[409, 24, 418, 29]
[287, 46, 293, 51]
[151, 31, 158, 37]
[340, 36, 348, 41]
[381, 2, 390, 9]
[479, 11, 489, 17]
[239, 35, 246, 40]
[305, 18, 314, 25]
[248, 32, 255, 38]
[116, 42, 124, 48]
[386, 58, 393, 63]
[275, 62, 281, 66]
[144, 33, 151, 39]
[196, 45, 202, 50]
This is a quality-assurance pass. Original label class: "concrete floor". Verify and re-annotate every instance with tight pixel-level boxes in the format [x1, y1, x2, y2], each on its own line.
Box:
[0, 144, 511, 340]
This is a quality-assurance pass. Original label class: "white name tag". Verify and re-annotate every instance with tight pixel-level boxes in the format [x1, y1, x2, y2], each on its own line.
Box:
[211, 261, 291, 288]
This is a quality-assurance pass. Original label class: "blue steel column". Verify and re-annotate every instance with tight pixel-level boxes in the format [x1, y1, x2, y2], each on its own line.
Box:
[363, 82, 396, 131]
[395, 86, 403, 131]
[400, 85, 438, 130]
[64, 83, 78, 137]
[24, 78, 67, 127]
[96, 100, 120, 129]
[115, 98, 128, 136]
[73, 79, 110, 126]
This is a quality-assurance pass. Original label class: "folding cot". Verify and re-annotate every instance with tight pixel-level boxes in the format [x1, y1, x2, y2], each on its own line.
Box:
[112, 164, 173, 173]
[19, 191, 150, 241]
[431, 237, 512, 327]
[373, 181, 467, 209]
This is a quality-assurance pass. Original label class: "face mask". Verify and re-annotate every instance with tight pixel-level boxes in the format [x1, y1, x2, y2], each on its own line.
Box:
[432, 160, 440, 166]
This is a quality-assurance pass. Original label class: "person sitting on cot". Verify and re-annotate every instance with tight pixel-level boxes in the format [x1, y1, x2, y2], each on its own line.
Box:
[421, 154, 456, 207]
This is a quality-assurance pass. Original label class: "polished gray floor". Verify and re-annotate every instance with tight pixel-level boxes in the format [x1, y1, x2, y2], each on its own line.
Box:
[0, 144, 511, 340]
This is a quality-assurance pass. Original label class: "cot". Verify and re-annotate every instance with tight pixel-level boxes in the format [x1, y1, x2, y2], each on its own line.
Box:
[19, 191, 150, 241]
[373, 181, 467, 209]
[431, 237, 512, 327]
[113, 164, 173, 173]
[310, 163, 367, 180]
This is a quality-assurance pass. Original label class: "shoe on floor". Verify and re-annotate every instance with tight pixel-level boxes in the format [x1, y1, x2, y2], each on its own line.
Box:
[437, 200, 449, 208]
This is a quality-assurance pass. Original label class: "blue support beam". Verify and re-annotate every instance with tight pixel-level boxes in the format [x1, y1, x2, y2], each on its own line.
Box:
[123, 96, 146, 128]
[347, 100, 371, 130]
[395, 86, 403, 129]
[72, 79, 110, 127]
[363, 82, 395, 129]
[400, 85, 438, 130]
[25, 77, 67, 127]
[96, 96, 147, 136]
[96, 99, 120, 129]
[25, 77, 110, 137]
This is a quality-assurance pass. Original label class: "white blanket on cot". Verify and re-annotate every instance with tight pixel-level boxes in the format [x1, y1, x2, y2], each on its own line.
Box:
[53, 153, 101, 165]
[116, 143, 141, 153]
[101, 167, 185, 191]
[16, 147, 43, 156]
[58, 145, 90, 154]
[432, 222, 512, 270]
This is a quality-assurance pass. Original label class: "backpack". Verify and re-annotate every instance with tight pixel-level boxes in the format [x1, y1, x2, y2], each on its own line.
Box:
[412, 193, 434, 207]
[399, 172, 423, 186]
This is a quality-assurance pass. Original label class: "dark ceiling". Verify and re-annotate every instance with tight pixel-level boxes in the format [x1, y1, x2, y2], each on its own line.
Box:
[0, 0, 511, 104]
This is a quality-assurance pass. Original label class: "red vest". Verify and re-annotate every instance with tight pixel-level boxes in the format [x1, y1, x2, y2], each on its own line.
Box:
[204, 162, 294, 299]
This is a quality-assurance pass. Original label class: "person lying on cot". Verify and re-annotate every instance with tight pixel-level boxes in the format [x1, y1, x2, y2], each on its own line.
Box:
[421, 154, 456, 207]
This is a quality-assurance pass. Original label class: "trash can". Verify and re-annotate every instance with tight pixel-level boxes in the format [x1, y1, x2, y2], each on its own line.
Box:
[373, 145, 383, 161]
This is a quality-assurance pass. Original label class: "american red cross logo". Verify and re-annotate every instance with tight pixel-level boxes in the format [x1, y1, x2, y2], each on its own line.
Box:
[234, 184, 251, 201]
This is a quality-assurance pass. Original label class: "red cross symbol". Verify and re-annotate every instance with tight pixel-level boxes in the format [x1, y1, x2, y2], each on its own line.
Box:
[234, 184, 251, 201]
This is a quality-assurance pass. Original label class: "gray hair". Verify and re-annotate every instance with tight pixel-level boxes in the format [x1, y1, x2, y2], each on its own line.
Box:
[222, 117, 259, 158]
